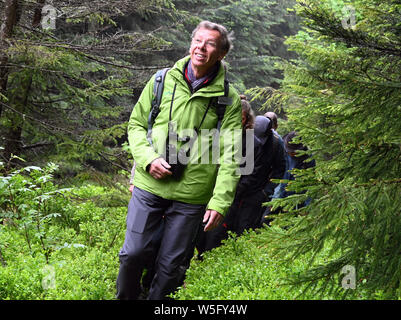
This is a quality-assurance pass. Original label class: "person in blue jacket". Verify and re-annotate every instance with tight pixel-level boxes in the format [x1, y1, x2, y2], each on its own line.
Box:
[279, 131, 315, 202]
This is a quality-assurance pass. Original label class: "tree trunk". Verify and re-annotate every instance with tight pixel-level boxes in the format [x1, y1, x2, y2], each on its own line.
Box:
[32, 0, 46, 28]
[3, 74, 33, 165]
[0, 0, 20, 117]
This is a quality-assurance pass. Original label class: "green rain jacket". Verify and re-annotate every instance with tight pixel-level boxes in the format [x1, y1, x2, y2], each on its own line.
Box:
[127, 56, 242, 215]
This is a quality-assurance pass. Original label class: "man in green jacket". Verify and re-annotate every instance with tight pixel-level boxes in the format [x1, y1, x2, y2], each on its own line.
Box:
[116, 21, 242, 300]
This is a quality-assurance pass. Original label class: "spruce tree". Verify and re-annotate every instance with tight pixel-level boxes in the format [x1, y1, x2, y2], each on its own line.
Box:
[0, 0, 175, 172]
[263, 0, 401, 298]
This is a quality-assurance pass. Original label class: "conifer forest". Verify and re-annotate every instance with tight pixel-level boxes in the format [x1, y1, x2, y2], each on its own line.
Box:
[1, 0, 401, 302]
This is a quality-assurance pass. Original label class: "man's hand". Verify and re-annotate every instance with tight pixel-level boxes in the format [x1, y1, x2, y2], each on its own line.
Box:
[203, 209, 223, 232]
[148, 157, 172, 179]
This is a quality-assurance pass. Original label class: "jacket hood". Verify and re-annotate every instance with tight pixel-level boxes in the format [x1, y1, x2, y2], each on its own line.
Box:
[254, 116, 272, 145]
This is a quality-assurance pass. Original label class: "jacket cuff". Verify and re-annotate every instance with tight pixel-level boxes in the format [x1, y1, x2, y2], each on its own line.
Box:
[140, 153, 161, 172]
[206, 199, 227, 217]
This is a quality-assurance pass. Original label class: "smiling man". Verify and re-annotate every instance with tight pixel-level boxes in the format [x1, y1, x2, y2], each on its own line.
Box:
[116, 21, 242, 300]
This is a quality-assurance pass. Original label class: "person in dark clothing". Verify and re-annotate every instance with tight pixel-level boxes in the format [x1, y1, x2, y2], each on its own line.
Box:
[261, 131, 316, 225]
[259, 111, 287, 225]
[229, 115, 286, 233]
[195, 94, 259, 255]
[198, 114, 287, 254]
[279, 131, 315, 204]
[263, 112, 288, 187]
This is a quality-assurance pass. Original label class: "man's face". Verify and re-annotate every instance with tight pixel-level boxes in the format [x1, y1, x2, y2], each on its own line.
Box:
[189, 28, 226, 73]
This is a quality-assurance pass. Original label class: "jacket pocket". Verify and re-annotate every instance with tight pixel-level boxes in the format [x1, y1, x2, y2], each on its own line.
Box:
[127, 195, 150, 234]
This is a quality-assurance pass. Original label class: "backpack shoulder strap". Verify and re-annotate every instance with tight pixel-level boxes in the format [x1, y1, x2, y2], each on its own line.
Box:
[214, 78, 232, 131]
[152, 67, 170, 109]
[272, 132, 278, 155]
[147, 67, 170, 146]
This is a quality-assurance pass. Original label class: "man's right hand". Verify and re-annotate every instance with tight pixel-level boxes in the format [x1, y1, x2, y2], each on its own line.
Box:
[148, 157, 172, 180]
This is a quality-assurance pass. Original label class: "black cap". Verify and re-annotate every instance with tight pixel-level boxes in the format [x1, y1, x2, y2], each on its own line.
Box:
[283, 131, 306, 153]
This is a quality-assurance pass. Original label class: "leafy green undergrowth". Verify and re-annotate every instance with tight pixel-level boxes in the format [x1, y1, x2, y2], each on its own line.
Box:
[173, 228, 372, 300]
[0, 163, 380, 300]
[0, 241, 120, 300]
[0, 163, 128, 299]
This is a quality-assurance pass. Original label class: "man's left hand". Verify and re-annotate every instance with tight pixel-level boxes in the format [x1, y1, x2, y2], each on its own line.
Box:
[203, 209, 223, 231]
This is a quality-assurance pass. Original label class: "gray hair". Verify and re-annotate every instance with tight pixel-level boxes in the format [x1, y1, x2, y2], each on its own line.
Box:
[191, 20, 234, 54]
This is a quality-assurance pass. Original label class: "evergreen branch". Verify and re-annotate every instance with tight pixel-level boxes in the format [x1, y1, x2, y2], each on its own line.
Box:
[11, 40, 170, 70]
[97, 151, 130, 171]
[353, 178, 401, 188]
[116, 55, 169, 70]
[352, 78, 401, 89]
[21, 141, 55, 150]
[298, 2, 401, 58]
[28, 97, 69, 104]
[82, 54, 170, 70]
[18, 18, 175, 54]
[3, 63, 64, 73]
[0, 100, 76, 136]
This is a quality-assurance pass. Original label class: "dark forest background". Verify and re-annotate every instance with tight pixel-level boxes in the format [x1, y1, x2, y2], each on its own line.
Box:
[0, 0, 299, 178]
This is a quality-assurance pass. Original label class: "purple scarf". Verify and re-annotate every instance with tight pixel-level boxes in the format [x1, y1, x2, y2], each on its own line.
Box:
[186, 60, 220, 92]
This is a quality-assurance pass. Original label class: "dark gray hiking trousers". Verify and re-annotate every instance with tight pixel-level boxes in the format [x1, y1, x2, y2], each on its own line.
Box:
[116, 187, 205, 300]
